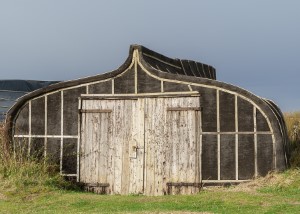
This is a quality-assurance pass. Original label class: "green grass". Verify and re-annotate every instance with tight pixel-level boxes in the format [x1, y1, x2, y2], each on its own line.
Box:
[284, 111, 300, 168]
[0, 170, 300, 213]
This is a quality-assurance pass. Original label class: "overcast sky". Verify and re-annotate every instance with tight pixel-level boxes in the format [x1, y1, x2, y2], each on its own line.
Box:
[0, 1, 299, 112]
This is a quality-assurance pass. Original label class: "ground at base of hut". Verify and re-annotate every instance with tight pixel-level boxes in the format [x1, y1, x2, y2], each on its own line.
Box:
[1, 169, 300, 213]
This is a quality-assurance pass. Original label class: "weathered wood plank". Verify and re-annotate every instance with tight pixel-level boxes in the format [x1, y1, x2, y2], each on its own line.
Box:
[80, 96, 201, 195]
[164, 97, 201, 195]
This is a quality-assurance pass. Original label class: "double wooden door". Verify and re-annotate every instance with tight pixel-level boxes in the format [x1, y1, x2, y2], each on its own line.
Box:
[80, 96, 201, 195]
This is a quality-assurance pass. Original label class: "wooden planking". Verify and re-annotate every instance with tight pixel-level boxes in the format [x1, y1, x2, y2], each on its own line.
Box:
[144, 97, 169, 195]
[80, 98, 144, 194]
[120, 100, 129, 194]
[129, 98, 144, 194]
[144, 98, 156, 195]
[80, 96, 201, 195]
[145, 96, 201, 195]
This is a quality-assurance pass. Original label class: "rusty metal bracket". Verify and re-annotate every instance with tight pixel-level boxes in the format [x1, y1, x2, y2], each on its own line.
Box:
[85, 183, 110, 194]
[166, 182, 202, 194]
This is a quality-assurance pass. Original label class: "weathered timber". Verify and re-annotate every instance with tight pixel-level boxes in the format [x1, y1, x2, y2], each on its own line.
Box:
[7, 45, 289, 195]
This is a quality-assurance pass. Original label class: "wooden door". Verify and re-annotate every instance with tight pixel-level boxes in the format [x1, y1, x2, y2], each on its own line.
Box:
[80, 96, 201, 195]
[144, 97, 201, 195]
[80, 99, 145, 194]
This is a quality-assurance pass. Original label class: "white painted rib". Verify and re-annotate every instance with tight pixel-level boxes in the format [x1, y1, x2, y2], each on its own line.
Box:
[217, 89, 220, 181]
[60, 91, 64, 174]
[272, 134, 276, 169]
[61, 174, 78, 177]
[77, 97, 81, 182]
[134, 49, 138, 94]
[13, 132, 271, 138]
[81, 91, 200, 97]
[201, 131, 272, 135]
[202, 180, 250, 183]
[199, 110, 203, 182]
[235, 95, 239, 180]
[254, 107, 258, 177]
[14, 135, 79, 138]
[45, 96, 47, 158]
[28, 100, 32, 156]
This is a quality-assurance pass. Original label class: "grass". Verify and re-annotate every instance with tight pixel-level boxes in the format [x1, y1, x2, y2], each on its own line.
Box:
[284, 111, 300, 168]
[1, 170, 300, 213]
[1, 113, 300, 213]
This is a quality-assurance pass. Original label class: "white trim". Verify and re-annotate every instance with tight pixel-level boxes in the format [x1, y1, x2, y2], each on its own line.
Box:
[112, 79, 114, 95]
[44, 96, 47, 158]
[199, 110, 203, 182]
[86, 85, 89, 94]
[254, 107, 258, 177]
[272, 134, 276, 169]
[134, 49, 138, 94]
[201, 131, 272, 135]
[188, 84, 193, 91]
[60, 91, 64, 174]
[161, 81, 164, 92]
[217, 90, 220, 181]
[13, 132, 272, 138]
[61, 174, 77, 177]
[202, 180, 251, 183]
[217, 134, 220, 180]
[14, 135, 78, 138]
[28, 100, 32, 156]
[235, 95, 239, 180]
[81, 91, 200, 97]
[77, 97, 81, 182]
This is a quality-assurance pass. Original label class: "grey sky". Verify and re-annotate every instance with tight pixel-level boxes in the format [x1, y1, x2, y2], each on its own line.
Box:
[0, 1, 299, 112]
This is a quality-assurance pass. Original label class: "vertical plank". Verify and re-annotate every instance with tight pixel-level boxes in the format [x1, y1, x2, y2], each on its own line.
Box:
[187, 110, 196, 194]
[121, 100, 130, 194]
[79, 102, 85, 182]
[129, 98, 144, 194]
[155, 98, 166, 196]
[144, 98, 154, 195]
[179, 110, 187, 195]
[113, 100, 123, 194]
[107, 111, 114, 194]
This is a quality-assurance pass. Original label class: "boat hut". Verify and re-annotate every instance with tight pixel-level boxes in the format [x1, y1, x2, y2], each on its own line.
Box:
[6, 45, 289, 195]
